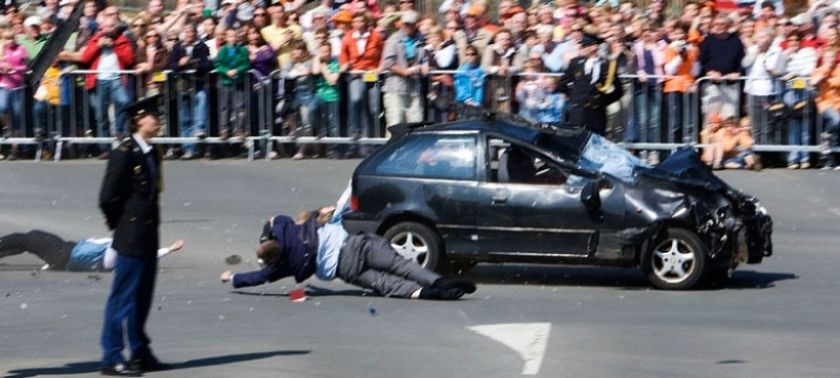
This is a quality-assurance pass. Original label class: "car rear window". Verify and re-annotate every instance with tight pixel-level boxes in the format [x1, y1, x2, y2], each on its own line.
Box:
[372, 135, 477, 180]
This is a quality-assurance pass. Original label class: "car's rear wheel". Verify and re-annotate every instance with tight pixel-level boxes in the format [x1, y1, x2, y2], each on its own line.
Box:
[643, 228, 707, 290]
[383, 222, 443, 272]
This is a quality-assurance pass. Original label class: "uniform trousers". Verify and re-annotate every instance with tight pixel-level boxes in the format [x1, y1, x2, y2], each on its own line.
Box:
[101, 253, 157, 366]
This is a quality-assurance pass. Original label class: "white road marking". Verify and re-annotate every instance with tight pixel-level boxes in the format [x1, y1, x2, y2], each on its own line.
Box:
[828, 208, 840, 217]
[467, 323, 551, 376]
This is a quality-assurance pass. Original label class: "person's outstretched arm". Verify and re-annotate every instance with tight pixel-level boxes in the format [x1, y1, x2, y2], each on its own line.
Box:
[221, 262, 293, 289]
[102, 240, 184, 270]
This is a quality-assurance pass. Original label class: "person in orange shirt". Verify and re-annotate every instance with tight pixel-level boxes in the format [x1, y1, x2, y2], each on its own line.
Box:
[338, 11, 383, 158]
[663, 22, 699, 144]
[812, 49, 840, 169]
[711, 117, 760, 170]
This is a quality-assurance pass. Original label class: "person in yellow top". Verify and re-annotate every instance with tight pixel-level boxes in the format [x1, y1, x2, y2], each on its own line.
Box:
[261, 3, 303, 68]
[663, 22, 699, 144]
[33, 60, 63, 160]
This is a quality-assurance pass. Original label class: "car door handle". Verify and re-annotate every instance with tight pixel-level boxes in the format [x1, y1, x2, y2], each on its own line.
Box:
[491, 191, 508, 205]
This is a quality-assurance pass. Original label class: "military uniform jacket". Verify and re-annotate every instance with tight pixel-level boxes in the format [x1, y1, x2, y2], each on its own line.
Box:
[559, 56, 624, 134]
[98, 136, 163, 258]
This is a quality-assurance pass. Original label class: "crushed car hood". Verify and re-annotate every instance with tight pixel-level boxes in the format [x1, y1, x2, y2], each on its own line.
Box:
[635, 148, 729, 193]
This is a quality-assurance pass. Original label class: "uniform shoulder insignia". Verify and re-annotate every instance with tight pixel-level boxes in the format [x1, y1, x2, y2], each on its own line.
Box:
[116, 139, 130, 151]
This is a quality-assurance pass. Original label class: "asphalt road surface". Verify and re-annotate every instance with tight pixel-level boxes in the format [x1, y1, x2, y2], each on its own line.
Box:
[1, 160, 839, 378]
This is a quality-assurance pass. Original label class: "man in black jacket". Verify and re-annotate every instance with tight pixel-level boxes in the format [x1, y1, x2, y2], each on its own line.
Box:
[98, 95, 168, 377]
[699, 16, 745, 119]
[167, 24, 212, 159]
[559, 33, 624, 136]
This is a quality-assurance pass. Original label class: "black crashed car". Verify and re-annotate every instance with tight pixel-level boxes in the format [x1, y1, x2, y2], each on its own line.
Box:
[342, 114, 773, 289]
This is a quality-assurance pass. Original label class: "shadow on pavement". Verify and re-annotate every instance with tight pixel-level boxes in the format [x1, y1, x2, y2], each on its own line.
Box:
[459, 264, 650, 289]
[718, 271, 798, 290]
[458, 264, 797, 290]
[3, 350, 310, 378]
[232, 285, 372, 298]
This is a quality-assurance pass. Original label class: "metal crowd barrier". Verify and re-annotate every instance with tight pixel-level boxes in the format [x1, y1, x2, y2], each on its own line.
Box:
[4, 68, 840, 162]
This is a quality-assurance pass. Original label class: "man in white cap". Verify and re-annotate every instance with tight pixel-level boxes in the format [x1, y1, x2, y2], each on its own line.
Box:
[18, 16, 48, 58]
[380, 10, 427, 132]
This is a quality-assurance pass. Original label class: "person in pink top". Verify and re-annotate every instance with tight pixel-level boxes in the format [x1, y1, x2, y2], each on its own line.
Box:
[0, 26, 29, 149]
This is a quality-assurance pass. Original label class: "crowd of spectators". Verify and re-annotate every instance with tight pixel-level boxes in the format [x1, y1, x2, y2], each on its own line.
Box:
[0, 0, 839, 169]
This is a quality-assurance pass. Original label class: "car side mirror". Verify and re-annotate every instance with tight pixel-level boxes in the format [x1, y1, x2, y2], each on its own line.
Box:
[581, 180, 602, 218]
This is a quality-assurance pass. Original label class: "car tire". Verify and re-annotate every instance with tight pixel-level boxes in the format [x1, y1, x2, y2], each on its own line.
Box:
[643, 228, 707, 290]
[383, 222, 443, 272]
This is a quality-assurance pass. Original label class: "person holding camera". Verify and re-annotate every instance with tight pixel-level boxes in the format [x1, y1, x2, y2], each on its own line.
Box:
[59, 16, 135, 156]
[663, 22, 699, 145]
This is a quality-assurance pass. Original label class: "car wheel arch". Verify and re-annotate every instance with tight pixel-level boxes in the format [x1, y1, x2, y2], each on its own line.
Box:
[635, 219, 705, 266]
[376, 212, 441, 238]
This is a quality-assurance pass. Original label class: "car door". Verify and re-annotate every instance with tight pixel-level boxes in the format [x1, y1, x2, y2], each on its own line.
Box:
[472, 135, 606, 258]
[362, 132, 482, 255]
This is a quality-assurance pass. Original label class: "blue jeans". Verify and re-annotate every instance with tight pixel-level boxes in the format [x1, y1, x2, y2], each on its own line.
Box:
[319, 100, 339, 137]
[347, 77, 380, 141]
[178, 89, 208, 155]
[633, 82, 662, 143]
[319, 100, 340, 156]
[0, 87, 24, 135]
[666, 92, 685, 143]
[218, 84, 246, 134]
[101, 254, 157, 366]
[784, 89, 812, 164]
[295, 92, 319, 136]
[95, 79, 130, 139]
[821, 107, 840, 167]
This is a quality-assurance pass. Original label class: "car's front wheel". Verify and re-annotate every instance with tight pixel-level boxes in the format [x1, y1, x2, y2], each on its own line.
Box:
[383, 222, 443, 272]
[643, 228, 707, 290]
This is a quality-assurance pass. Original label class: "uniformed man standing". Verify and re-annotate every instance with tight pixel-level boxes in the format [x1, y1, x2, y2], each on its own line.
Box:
[98, 95, 168, 376]
[559, 34, 624, 136]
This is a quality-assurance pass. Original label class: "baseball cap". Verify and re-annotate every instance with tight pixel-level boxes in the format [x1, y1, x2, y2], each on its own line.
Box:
[333, 10, 352, 24]
[400, 10, 418, 24]
[24, 16, 42, 28]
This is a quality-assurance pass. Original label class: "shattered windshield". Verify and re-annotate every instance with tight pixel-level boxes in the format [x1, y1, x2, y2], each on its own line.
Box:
[575, 134, 649, 183]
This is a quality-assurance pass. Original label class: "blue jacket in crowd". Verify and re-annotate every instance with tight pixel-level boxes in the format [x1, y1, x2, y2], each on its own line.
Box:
[454, 63, 484, 106]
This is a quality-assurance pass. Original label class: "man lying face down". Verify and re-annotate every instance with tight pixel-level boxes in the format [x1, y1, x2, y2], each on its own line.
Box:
[0, 229, 183, 272]
[220, 205, 476, 300]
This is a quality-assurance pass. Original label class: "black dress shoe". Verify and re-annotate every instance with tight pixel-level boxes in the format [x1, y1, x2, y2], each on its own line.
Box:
[129, 357, 172, 372]
[101, 363, 142, 376]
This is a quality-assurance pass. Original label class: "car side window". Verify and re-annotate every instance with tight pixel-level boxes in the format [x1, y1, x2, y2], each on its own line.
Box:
[488, 137, 570, 186]
[374, 135, 477, 180]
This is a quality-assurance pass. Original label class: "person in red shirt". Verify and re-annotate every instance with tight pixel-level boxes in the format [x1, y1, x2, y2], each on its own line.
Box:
[59, 16, 135, 155]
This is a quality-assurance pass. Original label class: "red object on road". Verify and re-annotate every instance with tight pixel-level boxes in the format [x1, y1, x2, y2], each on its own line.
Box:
[289, 288, 306, 302]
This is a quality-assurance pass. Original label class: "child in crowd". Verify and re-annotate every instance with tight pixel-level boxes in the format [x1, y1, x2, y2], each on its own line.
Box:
[214, 28, 250, 141]
[287, 40, 319, 159]
[515, 58, 545, 122]
[454, 45, 484, 107]
[313, 42, 341, 159]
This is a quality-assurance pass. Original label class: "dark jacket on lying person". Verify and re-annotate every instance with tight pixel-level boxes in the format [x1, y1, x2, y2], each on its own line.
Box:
[232, 212, 320, 288]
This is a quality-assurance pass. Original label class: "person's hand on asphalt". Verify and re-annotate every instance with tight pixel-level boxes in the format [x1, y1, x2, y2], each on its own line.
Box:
[220, 270, 233, 283]
[168, 240, 184, 252]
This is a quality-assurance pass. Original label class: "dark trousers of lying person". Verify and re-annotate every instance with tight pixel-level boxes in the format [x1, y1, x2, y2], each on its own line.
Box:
[0, 230, 77, 269]
[226, 211, 475, 300]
